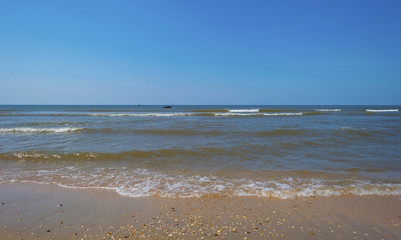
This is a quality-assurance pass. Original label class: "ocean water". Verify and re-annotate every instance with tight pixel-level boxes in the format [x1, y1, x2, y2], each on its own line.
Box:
[0, 105, 400, 198]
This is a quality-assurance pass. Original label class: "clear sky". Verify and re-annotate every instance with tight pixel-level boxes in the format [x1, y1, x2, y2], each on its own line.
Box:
[1, 0, 400, 105]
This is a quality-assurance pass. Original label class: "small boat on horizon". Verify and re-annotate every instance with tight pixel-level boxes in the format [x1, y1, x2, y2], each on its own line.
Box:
[163, 105, 172, 108]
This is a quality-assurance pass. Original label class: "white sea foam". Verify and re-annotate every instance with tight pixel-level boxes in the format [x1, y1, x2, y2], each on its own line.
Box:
[0, 127, 83, 134]
[314, 109, 342, 112]
[1, 167, 400, 199]
[365, 109, 399, 112]
[263, 112, 303, 116]
[229, 109, 259, 113]
[214, 112, 303, 117]
[214, 113, 260, 116]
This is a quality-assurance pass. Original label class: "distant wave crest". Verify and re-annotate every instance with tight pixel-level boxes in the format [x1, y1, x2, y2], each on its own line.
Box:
[228, 109, 259, 113]
[365, 109, 399, 112]
[314, 109, 342, 112]
[0, 127, 83, 134]
[215, 112, 303, 117]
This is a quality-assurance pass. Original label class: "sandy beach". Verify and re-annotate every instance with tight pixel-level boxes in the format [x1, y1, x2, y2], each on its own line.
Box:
[0, 183, 400, 239]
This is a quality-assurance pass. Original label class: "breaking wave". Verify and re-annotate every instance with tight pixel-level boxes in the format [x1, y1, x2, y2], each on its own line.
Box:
[365, 109, 399, 112]
[215, 112, 303, 117]
[314, 109, 342, 112]
[0, 127, 83, 134]
[263, 112, 303, 116]
[0, 167, 400, 198]
[228, 109, 259, 113]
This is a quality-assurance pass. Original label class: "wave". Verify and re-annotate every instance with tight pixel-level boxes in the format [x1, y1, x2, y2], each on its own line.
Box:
[365, 109, 399, 112]
[23, 121, 84, 126]
[0, 143, 314, 163]
[263, 112, 303, 116]
[1, 126, 391, 139]
[0, 127, 83, 134]
[215, 112, 303, 117]
[214, 113, 261, 116]
[0, 113, 86, 117]
[259, 109, 301, 112]
[228, 109, 259, 113]
[0, 148, 238, 162]
[314, 109, 341, 112]
[0, 167, 400, 198]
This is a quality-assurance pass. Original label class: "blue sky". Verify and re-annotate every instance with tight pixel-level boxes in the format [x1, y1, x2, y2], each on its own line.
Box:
[1, 0, 400, 105]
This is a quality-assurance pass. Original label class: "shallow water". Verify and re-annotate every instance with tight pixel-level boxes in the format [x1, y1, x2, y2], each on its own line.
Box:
[1, 105, 400, 198]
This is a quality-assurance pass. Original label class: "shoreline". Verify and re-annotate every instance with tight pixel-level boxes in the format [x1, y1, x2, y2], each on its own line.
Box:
[0, 183, 400, 239]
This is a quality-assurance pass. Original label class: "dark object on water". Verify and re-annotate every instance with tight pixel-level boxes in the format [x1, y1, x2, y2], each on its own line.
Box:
[163, 105, 172, 108]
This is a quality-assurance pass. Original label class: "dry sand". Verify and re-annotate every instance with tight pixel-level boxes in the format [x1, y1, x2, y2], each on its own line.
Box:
[0, 183, 400, 239]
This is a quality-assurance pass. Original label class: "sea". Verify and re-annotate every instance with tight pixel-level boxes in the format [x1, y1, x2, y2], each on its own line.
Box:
[0, 105, 400, 198]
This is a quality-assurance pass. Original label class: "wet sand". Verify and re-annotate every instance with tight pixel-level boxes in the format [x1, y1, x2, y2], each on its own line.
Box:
[0, 183, 400, 239]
